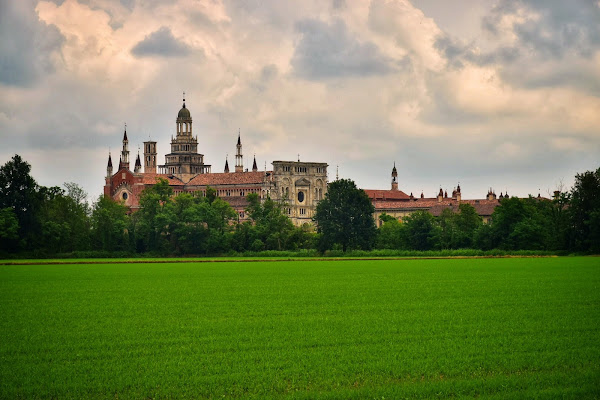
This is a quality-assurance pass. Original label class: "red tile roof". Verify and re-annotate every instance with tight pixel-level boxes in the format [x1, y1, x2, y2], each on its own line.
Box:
[364, 189, 411, 200]
[141, 173, 184, 186]
[187, 171, 269, 186]
[373, 198, 500, 216]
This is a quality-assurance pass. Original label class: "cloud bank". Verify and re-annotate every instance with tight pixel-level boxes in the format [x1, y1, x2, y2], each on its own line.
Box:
[0, 0, 598, 201]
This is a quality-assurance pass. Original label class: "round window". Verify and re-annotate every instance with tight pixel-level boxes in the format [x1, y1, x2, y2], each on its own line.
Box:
[122, 192, 128, 200]
[297, 191, 304, 203]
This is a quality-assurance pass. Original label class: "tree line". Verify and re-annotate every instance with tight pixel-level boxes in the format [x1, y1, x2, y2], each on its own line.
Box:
[1, 154, 598, 257]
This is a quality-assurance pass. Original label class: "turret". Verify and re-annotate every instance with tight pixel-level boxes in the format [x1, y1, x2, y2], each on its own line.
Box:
[107, 152, 113, 177]
[438, 188, 443, 203]
[391, 162, 398, 191]
[134, 152, 141, 173]
[119, 124, 130, 170]
[224, 157, 230, 173]
[252, 155, 258, 172]
[235, 131, 243, 172]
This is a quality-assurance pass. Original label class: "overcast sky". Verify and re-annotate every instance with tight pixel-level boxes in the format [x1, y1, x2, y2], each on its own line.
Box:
[1, 0, 599, 201]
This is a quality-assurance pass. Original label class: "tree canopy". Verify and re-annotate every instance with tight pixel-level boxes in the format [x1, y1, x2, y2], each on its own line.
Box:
[313, 179, 376, 251]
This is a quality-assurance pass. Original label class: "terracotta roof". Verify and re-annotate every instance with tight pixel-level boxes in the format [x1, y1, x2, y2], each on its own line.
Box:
[187, 171, 269, 186]
[364, 189, 410, 201]
[373, 198, 500, 217]
[140, 173, 185, 186]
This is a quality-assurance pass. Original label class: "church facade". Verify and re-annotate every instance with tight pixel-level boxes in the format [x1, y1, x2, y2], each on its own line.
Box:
[104, 97, 328, 226]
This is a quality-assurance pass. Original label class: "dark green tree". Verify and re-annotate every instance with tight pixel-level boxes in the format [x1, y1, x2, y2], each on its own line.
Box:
[569, 167, 600, 252]
[313, 179, 376, 251]
[489, 197, 551, 250]
[135, 178, 175, 253]
[0, 154, 41, 250]
[376, 216, 407, 249]
[0, 207, 19, 252]
[403, 210, 440, 250]
[91, 195, 129, 251]
[244, 193, 297, 250]
[453, 203, 483, 248]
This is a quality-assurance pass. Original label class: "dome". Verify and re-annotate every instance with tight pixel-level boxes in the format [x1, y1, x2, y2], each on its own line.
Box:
[177, 103, 191, 119]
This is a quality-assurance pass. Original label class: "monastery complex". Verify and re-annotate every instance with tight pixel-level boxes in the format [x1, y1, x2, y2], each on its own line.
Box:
[105, 96, 507, 225]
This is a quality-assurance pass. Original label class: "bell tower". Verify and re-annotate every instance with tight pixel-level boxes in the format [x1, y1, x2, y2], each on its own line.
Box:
[391, 162, 398, 191]
[235, 131, 243, 173]
[143, 140, 157, 173]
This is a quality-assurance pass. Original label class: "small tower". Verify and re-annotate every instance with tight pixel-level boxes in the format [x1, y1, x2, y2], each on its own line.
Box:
[134, 151, 141, 173]
[119, 124, 130, 170]
[391, 162, 398, 191]
[143, 140, 157, 173]
[438, 188, 444, 203]
[252, 155, 258, 172]
[235, 131, 243, 173]
[106, 152, 113, 178]
[224, 156, 230, 173]
[456, 183, 461, 202]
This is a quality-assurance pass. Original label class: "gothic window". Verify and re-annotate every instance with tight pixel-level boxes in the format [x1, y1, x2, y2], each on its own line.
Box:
[297, 191, 305, 203]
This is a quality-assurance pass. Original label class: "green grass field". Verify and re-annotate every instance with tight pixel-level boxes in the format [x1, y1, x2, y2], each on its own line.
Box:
[1, 257, 599, 399]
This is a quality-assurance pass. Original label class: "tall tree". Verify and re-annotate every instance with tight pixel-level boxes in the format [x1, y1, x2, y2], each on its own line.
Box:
[244, 193, 297, 251]
[91, 195, 129, 251]
[313, 179, 376, 251]
[569, 167, 600, 252]
[403, 210, 440, 250]
[0, 155, 40, 250]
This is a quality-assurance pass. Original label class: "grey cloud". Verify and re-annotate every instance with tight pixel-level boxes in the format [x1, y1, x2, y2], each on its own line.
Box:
[291, 19, 398, 80]
[131, 27, 191, 57]
[483, 0, 600, 60]
[435, 35, 520, 68]
[0, 0, 64, 87]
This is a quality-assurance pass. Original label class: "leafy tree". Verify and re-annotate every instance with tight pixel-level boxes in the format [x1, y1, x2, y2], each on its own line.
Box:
[91, 195, 129, 251]
[403, 210, 440, 250]
[314, 179, 376, 251]
[569, 167, 600, 252]
[489, 197, 551, 250]
[0, 154, 41, 250]
[244, 193, 297, 250]
[0, 207, 19, 252]
[376, 217, 407, 249]
[453, 203, 483, 248]
[135, 178, 175, 253]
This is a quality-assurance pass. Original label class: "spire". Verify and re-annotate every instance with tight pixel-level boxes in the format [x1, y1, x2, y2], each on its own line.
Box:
[120, 124, 130, 170]
[106, 151, 114, 178]
[235, 130, 243, 172]
[420, 191, 424, 198]
[224, 156, 230, 173]
[134, 151, 141, 173]
[182, 91, 186, 108]
[252, 154, 258, 172]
